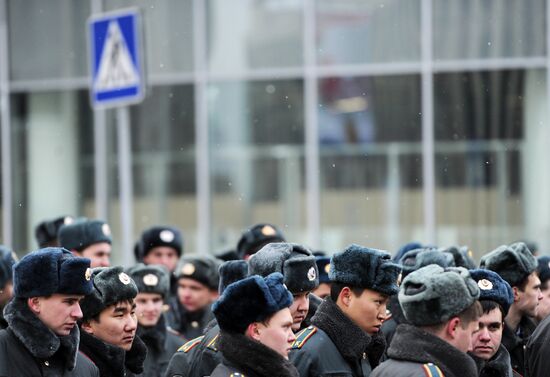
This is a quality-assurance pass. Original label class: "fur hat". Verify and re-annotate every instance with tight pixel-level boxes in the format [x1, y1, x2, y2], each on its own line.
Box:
[480, 242, 537, 287]
[248, 242, 319, 293]
[80, 266, 138, 320]
[218, 260, 248, 294]
[127, 263, 170, 298]
[58, 219, 112, 252]
[0, 246, 17, 289]
[399, 247, 454, 277]
[393, 241, 424, 262]
[236, 223, 286, 259]
[330, 244, 402, 295]
[537, 256, 550, 286]
[315, 257, 331, 284]
[399, 265, 480, 326]
[13, 247, 93, 298]
[135, 226, 183, 261]
[212, 272, 293, 334]
[177, 255, 221, 290]
[34, 215, 74, 248]
[469, 269, 514, 316]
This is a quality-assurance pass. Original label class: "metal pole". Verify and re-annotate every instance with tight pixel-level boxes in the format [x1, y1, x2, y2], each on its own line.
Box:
[117, 106, 134, 266]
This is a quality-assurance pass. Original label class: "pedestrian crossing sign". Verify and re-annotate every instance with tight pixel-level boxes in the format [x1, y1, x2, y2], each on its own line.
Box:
[88, 9, 145, 109]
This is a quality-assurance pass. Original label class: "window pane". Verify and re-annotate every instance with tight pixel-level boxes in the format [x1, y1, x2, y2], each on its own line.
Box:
[318, 74, 423, 252]
[8, 0, 90, 80]
[207, 0, 303, 74]
[209, 79, 305, 252]
[316, 0, 421, 66]
[433, 0, 546, 60]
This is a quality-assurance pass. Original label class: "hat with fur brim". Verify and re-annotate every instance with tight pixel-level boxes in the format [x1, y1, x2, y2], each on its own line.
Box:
[399, 247, 454, 277]
[469, 269, 514, 316]
[58, 219, 112, 252]
[218, 260, 249, 294]
[127, 263, 170, 298]
[480, 242, 537, 287]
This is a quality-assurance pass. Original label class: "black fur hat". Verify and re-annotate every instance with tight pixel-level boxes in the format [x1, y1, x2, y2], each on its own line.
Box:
[480, 242, 537, 287]
[315, 257, 331, 284]
[330, 244, 402, 295]
[136, 226, 183, 261]
[399, 247, 454, 277]
[537, 256, 550, 285]
[236, 223, 286, 259]
[218, 260, 249, 294]
[58, 219, 112, 252]
[13, 247, 93, 298]
[441, 246, 476, 269]
[399, 265, 480, 326]
[177, 255, 221, 290]
[469, 269, 514, 316]
[0, 246, 17, 289]
[127, 263, 170, 298]
[80, 266, 138, 320]
[248, 242, 319, 293]
[212, 272, 293, 334]
[34, 215, 74, 248]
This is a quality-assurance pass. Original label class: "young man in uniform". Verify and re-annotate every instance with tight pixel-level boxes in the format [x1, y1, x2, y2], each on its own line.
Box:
[0, 247, 99, 376]
[127, 263, 184, 377]
[210, 272, 298, 377]
[79, 266, 147, 376]
[290, 244, 401, 377]
[371, 264, 482, 377]
[480, 242, 542, 376]
[59, 218, 112, 268]
[135, 225, 183, 273]
[468, 269, 518, 377]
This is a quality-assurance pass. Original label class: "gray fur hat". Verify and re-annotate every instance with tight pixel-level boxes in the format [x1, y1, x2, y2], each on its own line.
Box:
[399, 265, 480, 326]
[127, 263, 170, 298]
[248, 242, 319, 293]
[80, 266, 138, 320]
[480, 242, 537, 287]
[399, 247, 454, 277]
[177, 255, 221, 290]
[58, 219, 112, 252]
[330, 244, 402, 295]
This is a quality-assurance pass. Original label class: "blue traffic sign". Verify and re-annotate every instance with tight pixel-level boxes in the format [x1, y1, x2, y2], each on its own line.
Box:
[88, 9, 145, 109]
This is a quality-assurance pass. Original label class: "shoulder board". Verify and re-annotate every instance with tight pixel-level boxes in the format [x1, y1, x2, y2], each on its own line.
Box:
[291, 326, 318, 349]
[178, 335, 205, 353]
[206, 333, 220, 351]
[422, 363, 444, 377]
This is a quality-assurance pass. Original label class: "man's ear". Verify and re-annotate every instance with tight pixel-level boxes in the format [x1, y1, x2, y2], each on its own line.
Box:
[512, 286, 521, 303]
[81, 320, 94, 335]
[246, 322, 262, 341]
[337, 287, 353, 308]
[446, 317, 461, 339]
[27, 297, 41, 314]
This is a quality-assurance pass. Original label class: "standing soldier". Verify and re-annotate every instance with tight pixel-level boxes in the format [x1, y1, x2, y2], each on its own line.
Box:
[480, 242, 542, 376]
[468, 269, 517, 377]
[0, 247, 99, 376]
[371, 264, 482, 377]
[127, 264, 184, 377]
[290, 244, 401, 377]
[0, 246, 17, 329]
[79, 266, 147, 376]
[210, 272, 298, 377]
[59, 219, 112, 268]
[34, 215, 74, 248]
[135, 226, 182, 274]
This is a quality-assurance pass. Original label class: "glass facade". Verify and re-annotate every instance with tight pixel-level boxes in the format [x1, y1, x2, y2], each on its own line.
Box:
[1, 0, 549, 261]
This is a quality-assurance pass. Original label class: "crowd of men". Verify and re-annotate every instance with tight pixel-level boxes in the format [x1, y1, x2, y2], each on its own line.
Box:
[1, 216, 550, 376]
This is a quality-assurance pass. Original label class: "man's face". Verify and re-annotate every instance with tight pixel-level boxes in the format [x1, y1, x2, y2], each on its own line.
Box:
[516, 272, 542, 317]
[536, 285, 550, 322]
[33, 294, 84, 336]
[0, 282, 13, 307]
[177, 278, 217, 313]
[312, 283, 331, 300]
[256, 308, 296, 359]
[289, 291, 310, 331]
[345, 288, 388, 335]
[84, 301, 137, 351]
[471, 307, 503, 360]
[80, 242, 111, 268]
[135, 292, 163, 327]
[454, 318, 479, 353]
[143, 246, 179, 272]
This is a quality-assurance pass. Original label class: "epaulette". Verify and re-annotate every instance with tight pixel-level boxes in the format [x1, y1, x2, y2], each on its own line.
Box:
[206, 333, 220, 351]
[178, 335, 204, 353]
[422, 363, 444, 377]
[291, 326, 317, 349]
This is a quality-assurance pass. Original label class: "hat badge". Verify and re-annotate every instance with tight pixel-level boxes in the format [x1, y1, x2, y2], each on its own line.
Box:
[324, 263, 330, 274]
[102, 223, 111, 236]
[182, 263, 195, 276]
[159, 230, 175, 243]
[307, 266, 317, 281]
[85, 268, 92, 281]
[261, 225, 276, 236]
[119, 272, 131, 285]
[64, 216, 74, 225]
[143, 273, 159, 286]
[478, 279, 493, 290]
